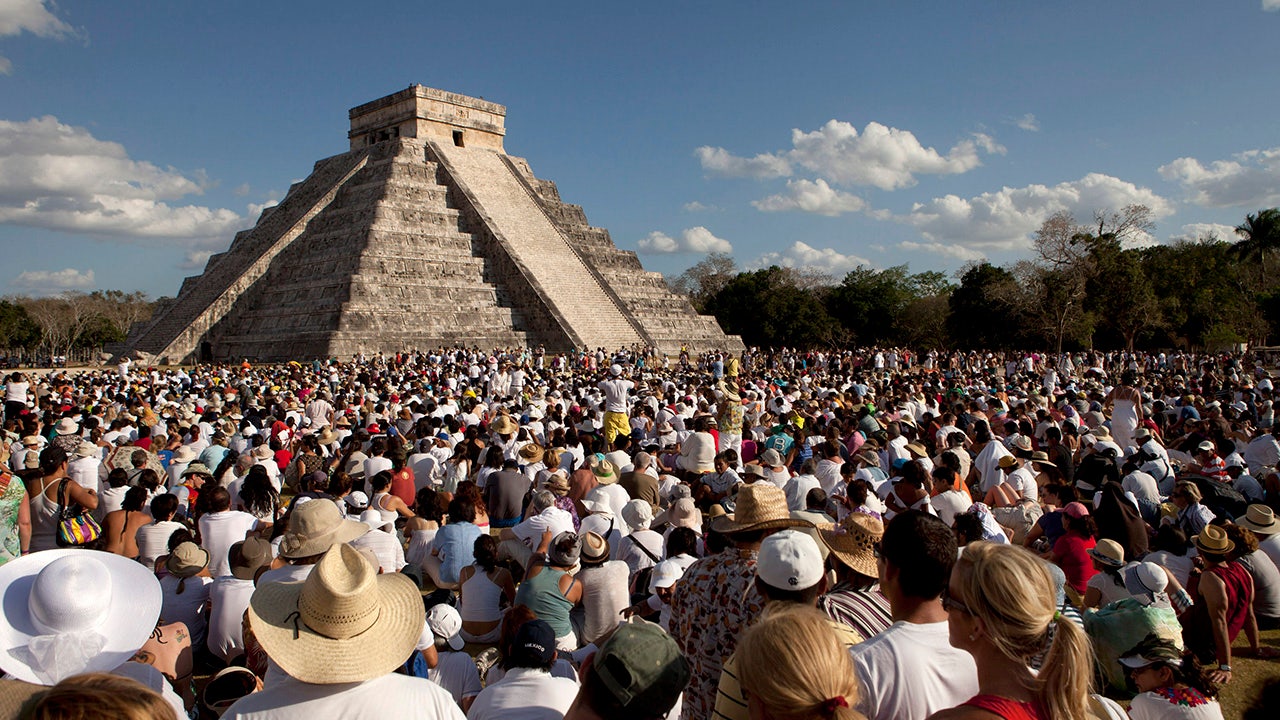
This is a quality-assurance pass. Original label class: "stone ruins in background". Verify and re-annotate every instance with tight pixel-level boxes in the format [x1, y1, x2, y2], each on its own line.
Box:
[121, 85, 739, 364]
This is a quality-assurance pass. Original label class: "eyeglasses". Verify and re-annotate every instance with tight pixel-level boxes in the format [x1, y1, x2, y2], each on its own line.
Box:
[941, 589, 974, 615]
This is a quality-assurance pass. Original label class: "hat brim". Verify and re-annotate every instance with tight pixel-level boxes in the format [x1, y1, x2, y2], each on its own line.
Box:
[1237, 517, 1280, 536]
[0, 549, 162, 685]
[594, 472, 619, 485]
[280, 518, 370, 559]
[249, 572, 423, 684]
[709, 515, 811, 535]
[1087, 549, 1124, 567]
[1193, 538, 1235, 556]
[817, 527, 878, 577]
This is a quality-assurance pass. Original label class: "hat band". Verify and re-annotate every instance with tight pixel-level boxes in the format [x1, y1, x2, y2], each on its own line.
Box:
[298, 598, 382, 641]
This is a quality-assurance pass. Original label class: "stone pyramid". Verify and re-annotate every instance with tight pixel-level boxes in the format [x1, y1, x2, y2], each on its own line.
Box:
[122, 85, 738, 364]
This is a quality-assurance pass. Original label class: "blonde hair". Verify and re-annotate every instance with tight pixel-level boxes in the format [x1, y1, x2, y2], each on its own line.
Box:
[30, 672, 177, 720]
[736, 605, 864, 720]
[954, 542, 1092, 720]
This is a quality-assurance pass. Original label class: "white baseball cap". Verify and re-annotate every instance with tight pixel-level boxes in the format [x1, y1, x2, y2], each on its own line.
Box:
[426, 604, 465, 651]
[648, 559, 684, 594]
[756, 529, 824, 592]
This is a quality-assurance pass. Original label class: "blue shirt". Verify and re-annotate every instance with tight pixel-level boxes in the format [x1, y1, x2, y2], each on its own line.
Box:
[434, 521, 483, 584]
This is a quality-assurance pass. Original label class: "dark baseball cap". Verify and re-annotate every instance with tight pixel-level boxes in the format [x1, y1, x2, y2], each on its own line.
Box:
[510, 619, 556, 667]
[591, 619, 690, 717]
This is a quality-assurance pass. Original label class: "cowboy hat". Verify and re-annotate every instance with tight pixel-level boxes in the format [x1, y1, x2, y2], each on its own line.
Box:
[518, 443, 545, 465]
[248, 544, 422, 684]
[1029, 451, 1056, 467]
[818, 512, 883, 578]
[278, 497, 369, 559]
[905, 442, 928, 459]
[0, 549, 162, 685]
[315, 429, 339, 445]
[1237, 504, 1280, 536]
[709, 483, 810, 535]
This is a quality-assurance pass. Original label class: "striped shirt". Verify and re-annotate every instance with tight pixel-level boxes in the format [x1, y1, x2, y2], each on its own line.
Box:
[819, 583, 893, 641]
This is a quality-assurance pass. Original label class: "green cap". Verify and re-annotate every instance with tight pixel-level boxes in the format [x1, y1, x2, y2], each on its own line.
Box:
[1118, 633, 1183, 669]
[592, 619, 690, 717]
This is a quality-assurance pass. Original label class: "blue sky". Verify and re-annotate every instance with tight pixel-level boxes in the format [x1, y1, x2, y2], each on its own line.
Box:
[2, 1, 1279, 298]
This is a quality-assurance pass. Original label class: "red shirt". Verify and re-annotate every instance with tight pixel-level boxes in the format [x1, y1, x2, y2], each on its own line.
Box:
[390, 468, 416, 506]
[1053, 532, 1098, 595]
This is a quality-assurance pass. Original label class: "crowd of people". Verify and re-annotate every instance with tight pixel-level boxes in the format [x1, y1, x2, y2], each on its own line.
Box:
[0, 345, 1278, 719]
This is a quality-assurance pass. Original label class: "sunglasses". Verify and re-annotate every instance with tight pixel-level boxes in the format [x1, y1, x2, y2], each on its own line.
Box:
[941, 589, 974, 616]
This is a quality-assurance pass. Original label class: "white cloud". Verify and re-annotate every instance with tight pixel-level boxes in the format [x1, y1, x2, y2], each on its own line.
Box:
[1265, 0, 1280, 11]
[0, 116, 246, 239]
[897, 172, 1174, 252]
[1169, 222, 1240, 244]
[1015, 113, 1040, 132]
[752, 179, 867, 216]
[0, 0, 76, 75]
[1158, 147, 1280, 208]
[233, 183, 251, 197]
[694, 146, 791, 179]
[12, 267, 95, 292]
[753, 241, 870, 275]
[682, 201, 718, 212]
[637, 226, 733, 254]
[699, 120, 1004, 191]
[898, 240, 987, 261]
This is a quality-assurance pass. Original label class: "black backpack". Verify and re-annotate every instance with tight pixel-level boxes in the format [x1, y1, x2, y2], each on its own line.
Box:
[1188, 474, 1248, 521]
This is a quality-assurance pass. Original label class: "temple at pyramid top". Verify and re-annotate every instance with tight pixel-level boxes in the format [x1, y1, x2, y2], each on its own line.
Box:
[348, 85, 508, 152]
[120, 85, 738, 364]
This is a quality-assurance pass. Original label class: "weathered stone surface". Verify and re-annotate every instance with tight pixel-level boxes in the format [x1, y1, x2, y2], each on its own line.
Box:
[121, 86, 736, 363]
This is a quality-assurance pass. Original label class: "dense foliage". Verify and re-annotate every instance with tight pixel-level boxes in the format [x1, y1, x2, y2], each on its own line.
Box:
[672, 207, 1280, 351]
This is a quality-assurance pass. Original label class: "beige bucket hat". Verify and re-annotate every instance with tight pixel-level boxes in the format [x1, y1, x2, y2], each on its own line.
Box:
[277, 497, 368, 559]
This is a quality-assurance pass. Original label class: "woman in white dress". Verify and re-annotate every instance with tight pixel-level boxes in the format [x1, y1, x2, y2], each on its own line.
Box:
[1105, 370, 1144, 451]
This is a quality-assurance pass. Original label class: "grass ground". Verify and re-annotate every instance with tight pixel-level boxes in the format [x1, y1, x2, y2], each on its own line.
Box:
[1217, 626, 1280, 718]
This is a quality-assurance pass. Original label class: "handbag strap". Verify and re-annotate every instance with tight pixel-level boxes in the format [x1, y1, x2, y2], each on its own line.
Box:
[56, 478, 71, 519]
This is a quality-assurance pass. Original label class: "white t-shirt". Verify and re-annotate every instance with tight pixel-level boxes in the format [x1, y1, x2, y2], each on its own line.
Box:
[223, 671, 467, 720]
[207, 575, 256, 663]
[159, 574, 213, 648]
[136, 520, 186, 570]
[363, 456, 393, 484]
[466, 667, 579, 720]
[1122, 471, 1161, 504]
[3, 381, 28, 403]
[850, 620, 979, 720]
[428, 650, 482, 706]
[512, 507, 575, 549]
[350, 528, 407, 573]
[198, 511, 261, 578]
[931, 490, 973, 528]
[597, 378, 634, 414]
[67, 456, 100, 492]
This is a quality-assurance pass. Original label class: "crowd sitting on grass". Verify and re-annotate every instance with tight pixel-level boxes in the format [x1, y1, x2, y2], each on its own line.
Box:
[0, 345, 1278, 718]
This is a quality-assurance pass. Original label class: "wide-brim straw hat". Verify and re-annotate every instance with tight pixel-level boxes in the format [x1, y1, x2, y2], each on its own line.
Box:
[490, 415, 518, 435]
[171, 446, 199, 464]
[249, 544, 423, 685]
[1194, 525, 1235, 556]
[905, 442, 928, 458]
[818, 512, 884, 578]
[710, 483, 810, 535]
[316, 429, 339, 445]
[1237, 504, 1280, 536]
[278, 497, 369, 559]
[0, 549, 162, 685]
[1030, 451, 1056, 467]
[518, 442, 545, 464]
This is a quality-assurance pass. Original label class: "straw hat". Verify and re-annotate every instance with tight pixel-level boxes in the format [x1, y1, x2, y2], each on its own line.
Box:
[709, 483, 810, 535]
[165, 542, 210, 578]
[545, 471, 571, 496]
[73, 441, 97, 459]
[248, 544, 423, 684]
[1088, 538, 1125, 568]
[654, 497, 702, 530]
[171, 446, 198, 465]
[590, 455, 618, 485]
[1193, 525, 1235, 556]
[0, 549, 162, 685]
[490, 415, 518, 435]
[705, 504, 727, 520]
[518, 442, 545, 465]
[278, 497, 369, 559]
[251, 445, 273, 461]
[1237, 504, 1280, 536]
[905, 441, 928, 459]
[53, 418, 79, 436]
[580, 531, 610, 564]
[315, 429, 339, 445]
[1029, 451, 1056, 467]
[818, 512, 884, 578]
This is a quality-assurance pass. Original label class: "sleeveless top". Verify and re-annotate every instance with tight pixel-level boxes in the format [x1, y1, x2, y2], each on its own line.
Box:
[371, 492, 398, 526]
[27, 477, 63, 554]
[460, 566, 504, 623]
[961, 695, 1046, 720]
[1208, 562, 1252, 640]
[514, 567, 576, 638]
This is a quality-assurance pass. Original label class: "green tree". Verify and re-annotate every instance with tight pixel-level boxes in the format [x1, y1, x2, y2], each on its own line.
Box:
[947, 262, 1022, 349]
[1233, 208, 1280, 286]
[0, 300, 40, 355]
[703, 266, 842, 348]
